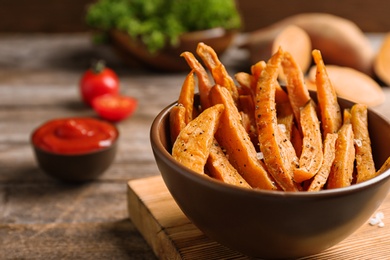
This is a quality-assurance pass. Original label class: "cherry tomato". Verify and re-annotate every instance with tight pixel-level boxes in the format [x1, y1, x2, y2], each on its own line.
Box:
[92, 95, 138, 122]
[80, 60, 120, 107]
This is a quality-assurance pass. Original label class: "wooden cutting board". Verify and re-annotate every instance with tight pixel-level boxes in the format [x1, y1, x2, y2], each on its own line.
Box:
[127, 175, 390, 260]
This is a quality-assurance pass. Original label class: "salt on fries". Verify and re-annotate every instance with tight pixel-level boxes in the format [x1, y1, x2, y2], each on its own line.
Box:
[169, 42, 390, 191]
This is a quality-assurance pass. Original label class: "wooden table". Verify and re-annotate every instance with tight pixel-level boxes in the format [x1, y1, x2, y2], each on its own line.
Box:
[0, 33, 389, 259]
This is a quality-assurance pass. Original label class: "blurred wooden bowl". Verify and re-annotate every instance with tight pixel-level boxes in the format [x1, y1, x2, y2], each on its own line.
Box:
[109, 28, 237, 72]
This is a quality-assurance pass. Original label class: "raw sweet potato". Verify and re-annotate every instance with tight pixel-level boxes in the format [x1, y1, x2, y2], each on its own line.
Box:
[209, 85, 278, 190]
[244, 13, 374, 76]
[172, 104, 224, 174]
[374, 32, 390, 86]
[255, 48, 299, 191]
[306, 65, 385, 107]
[241, 25, 312, 77]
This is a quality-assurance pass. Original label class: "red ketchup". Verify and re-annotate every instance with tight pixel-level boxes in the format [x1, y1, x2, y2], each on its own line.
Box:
[32, 117, 118, 155]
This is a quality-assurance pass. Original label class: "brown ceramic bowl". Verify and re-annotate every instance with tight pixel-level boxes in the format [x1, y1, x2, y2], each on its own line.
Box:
[109, 28, 236, 72]
[31, 118, 119, 182]
[150, 93, 390, 259]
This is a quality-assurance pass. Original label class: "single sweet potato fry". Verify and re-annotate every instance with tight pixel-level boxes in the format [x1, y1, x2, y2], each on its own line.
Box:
[172, 104, 224, 174]
[178, 70, 195, 124]
[169, 105, 187, 146]
[327, 123, 355, 189]
[293, 100, 323, 183]
[251, 54, 294, 145]
[196, 42, 239, 103]
[181, 51, 213, 110]
[251, 60, 292, 107]
[312, 49, 342, 137]
[281, 51, 311, 126]
[351, 104, 376, 183]
[210, 85, 278, 190]
[206, 139, 252, 188]
[235, 72, 255, 97]
[266, 60, 295, 139]
[252, 57, 295, 141]
[255, 48, 299, 191]
[307, 133, 338, 191]
[251, 60, 267, 81]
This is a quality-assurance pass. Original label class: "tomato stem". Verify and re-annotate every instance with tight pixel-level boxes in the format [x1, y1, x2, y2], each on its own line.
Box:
[91, 59, 106, 74]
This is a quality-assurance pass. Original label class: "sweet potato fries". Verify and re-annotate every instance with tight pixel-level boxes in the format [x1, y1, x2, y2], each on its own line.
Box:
[169, 42, 389, 191]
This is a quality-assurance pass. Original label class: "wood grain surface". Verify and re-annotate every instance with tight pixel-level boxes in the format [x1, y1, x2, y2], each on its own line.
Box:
[0, 33, 389, 259]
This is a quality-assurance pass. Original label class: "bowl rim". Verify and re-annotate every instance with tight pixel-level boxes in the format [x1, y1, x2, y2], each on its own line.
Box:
[151, 98, 390, 199]
[31, 116, 120, 157]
